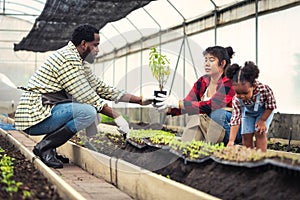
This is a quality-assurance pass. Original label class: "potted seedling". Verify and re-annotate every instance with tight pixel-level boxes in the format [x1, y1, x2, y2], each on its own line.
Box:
[149, 46, 171, 106]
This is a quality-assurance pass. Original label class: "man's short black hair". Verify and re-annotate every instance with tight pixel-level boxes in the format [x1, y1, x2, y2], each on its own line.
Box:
[71, 24, 99, 46]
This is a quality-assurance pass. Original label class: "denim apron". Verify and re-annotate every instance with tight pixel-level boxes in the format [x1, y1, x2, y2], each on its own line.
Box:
[238, 93, 266, 133]
[239, 93, 263, 116]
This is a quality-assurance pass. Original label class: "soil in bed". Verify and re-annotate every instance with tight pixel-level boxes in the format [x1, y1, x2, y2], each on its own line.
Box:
[0, 136, 62, 200]
[74, 122, 300, 200]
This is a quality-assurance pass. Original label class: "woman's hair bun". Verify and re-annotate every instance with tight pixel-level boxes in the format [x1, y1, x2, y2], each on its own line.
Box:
[225, 46, 235, 59]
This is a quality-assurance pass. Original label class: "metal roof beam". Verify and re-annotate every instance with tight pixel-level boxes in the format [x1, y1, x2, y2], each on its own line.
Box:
[96, 0, 300, 63]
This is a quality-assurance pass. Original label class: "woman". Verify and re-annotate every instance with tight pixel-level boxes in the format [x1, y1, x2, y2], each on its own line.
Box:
[156, 46, 242, 145]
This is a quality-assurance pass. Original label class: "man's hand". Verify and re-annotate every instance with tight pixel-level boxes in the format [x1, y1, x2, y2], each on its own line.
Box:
[141, 95, 155, 105]
[155, 93, 179, 111]
[114, 116, 131, 138]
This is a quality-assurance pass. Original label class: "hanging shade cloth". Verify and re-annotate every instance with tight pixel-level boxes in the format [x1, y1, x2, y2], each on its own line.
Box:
[14, 0, 152, 52]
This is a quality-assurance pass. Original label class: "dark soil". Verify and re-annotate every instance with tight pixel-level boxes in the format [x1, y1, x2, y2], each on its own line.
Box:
[76, 123, 300, 200]
[0, 136, 62, 200]
[3, 120, 299, 200]
[268, 142, 300, 153]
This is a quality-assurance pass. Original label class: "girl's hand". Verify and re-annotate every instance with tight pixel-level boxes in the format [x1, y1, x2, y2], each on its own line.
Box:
[255, 119, 267, 134]
[227, 141, 234, 147]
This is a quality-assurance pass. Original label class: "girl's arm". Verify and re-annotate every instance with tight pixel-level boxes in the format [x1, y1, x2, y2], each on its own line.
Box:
[256, 109, 274, 134]
[256, 83, 277, 134]
[227, 125, 240, 147]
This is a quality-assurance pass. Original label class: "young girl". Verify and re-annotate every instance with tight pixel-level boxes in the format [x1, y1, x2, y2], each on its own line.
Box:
[225, 61, 277, 151]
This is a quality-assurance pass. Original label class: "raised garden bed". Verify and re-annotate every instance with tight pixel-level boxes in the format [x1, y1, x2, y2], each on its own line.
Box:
[72, 123, 300, 200]
[0, 135, 62, 200]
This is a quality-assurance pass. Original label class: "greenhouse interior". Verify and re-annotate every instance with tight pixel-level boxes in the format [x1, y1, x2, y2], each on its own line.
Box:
[0, 0, 300, 200]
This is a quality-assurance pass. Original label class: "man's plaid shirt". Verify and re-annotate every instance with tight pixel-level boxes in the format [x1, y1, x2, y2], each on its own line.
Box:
[169, 74, 235, 115]
[15, 42, 124, 130]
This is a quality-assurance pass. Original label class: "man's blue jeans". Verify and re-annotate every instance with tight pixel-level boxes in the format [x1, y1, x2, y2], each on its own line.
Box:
[24, 103, 97, 135]
[209, 109, 242, 145]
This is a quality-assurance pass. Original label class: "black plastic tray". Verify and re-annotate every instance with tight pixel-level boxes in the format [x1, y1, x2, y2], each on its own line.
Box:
[211, 156, 268, 168]
[184, 156, 212, 164]
[143, 138, 171, 150]
[265, 158, 300, 173]
[126, 139, 147, 149]
[169, 148, 186, 159]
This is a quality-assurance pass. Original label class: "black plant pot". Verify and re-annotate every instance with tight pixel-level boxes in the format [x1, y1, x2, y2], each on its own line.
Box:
[153, 90, 167, 107]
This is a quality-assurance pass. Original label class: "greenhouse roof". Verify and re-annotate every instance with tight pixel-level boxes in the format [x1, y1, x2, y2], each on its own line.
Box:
[12, 0, 153, 52]
[0, 0, 248, 52]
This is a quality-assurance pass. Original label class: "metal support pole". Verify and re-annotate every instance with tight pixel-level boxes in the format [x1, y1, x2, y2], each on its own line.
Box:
[113, 58, 115, 86]
[287, 127, 293, 152]
[142, 7, 163, 124]
[142, 7, 162, 47]
[98, 32, 117, 86]
[183, 25, 186, 97]
[139, 41, 143, 122]
[110, 24, 128, 47]
[125, 49, 128, 115]
[185, 37, 198, 79]
[210, 0, 218, 45]
[99, 32, 116, 53]
[169, 38, 185, 94]
[126, 17, 144, 121]
[110, 23, 129, 115]
[255, 0, 259, 64]
[166, 0, 187, 97]
[3, 0, 5, 14]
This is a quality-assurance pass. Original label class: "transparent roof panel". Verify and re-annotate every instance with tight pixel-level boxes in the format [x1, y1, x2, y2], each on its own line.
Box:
[141, 1, 183, 29]
[126, 8, 160, 36]
[1, 0, 246, 52]
[165, 0, 214, 20]
[99, 0, 243, 51]
[0, 0, 46, 23]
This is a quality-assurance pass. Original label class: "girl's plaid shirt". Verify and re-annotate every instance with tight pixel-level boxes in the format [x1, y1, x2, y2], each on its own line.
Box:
[230, 80, 277, 126]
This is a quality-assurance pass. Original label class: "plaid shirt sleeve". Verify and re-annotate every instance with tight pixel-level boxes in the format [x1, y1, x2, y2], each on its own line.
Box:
[230, 81, 277, 126]
[169, 75, 235, 115]
[15, 42, 125, 130]
[83, 64, 125, 102]
[52, 57, 105, 112]
[259, 82, 277, 110]
[230, 96, 242, 126]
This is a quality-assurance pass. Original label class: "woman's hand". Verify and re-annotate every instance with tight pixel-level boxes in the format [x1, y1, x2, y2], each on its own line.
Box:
[155, 93, 179, 110]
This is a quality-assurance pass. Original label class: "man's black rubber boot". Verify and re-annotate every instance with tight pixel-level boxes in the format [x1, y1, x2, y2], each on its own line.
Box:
[33, 147, 63, 168]
[53, 148, 69, 163]
[33, 126, 75, 168]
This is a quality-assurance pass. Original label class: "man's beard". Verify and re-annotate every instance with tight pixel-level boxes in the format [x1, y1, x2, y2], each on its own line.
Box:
[83, 47, 95, 64]
[85, 53, 95, 64]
